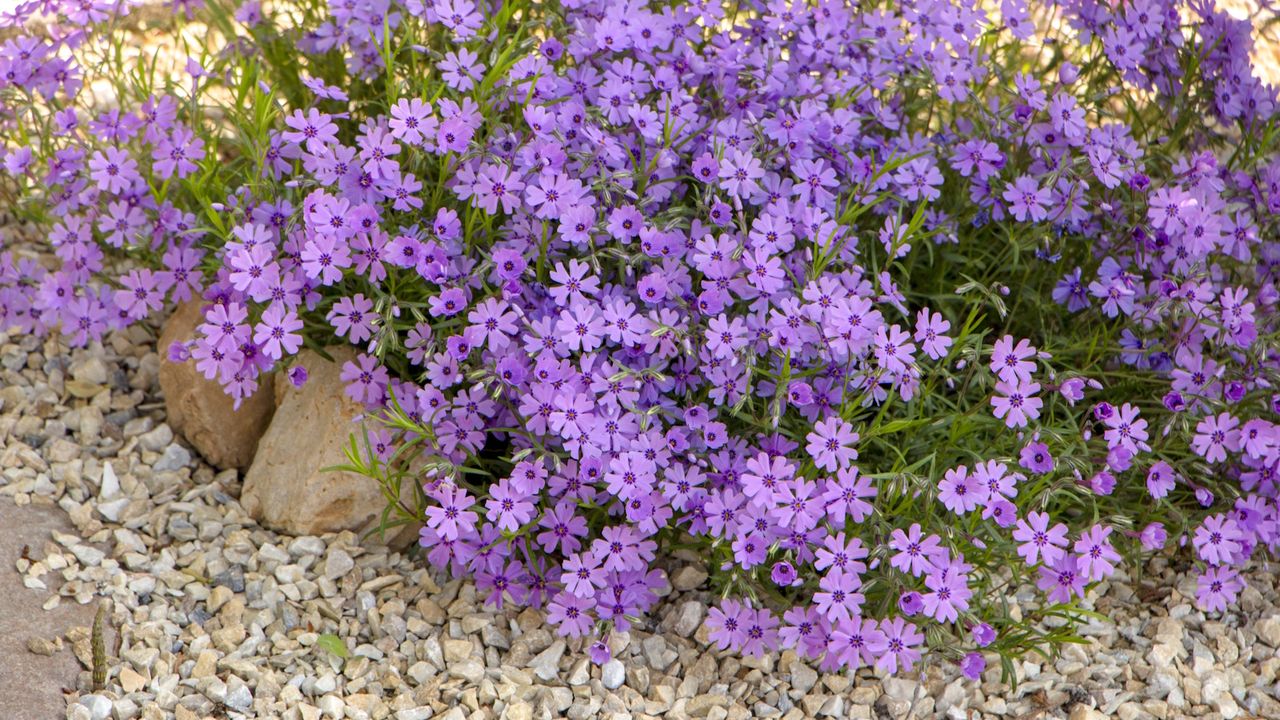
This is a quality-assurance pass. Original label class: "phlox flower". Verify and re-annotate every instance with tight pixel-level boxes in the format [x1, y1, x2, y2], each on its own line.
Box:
[990, 379, 1043, 428]
[484, 480, 535, 532]
[1102, 403, 1151, 455]
[546, 591, 594, 637]
[1074, 525, 1121, 582]
[821, 467, 875, 524]
[1013, 511, 1070, 566]
[718, 149, 765, 199]
[87, 147, 139, 194]
[921, 567, 972, 623]
[282, 108, 339, 153]
[1191, 412, 1241, 463]
[1002, 175, 1050, 222]
[1193, 513, 1244, 566]
[813, 568, 864, 623]
[253, 304, 303, 360]
[440, 48, 484, 91]
[340, 353, 389, 405]
[1196, 566, 1244, 613]
[990, 335, 1037, 384]
[888, 523, 944, 577]
[707, 599, 749, 651]
[873, 323, 916, 375]
[424, 484, 478, 541]
[913, 308, 952, 359]
[1036, 555, 1086, 604]
[938, 465, 981, 515]
[830, 617, 884, 670]
[868, 617, 924, 673]
[805, 417, 859, 472]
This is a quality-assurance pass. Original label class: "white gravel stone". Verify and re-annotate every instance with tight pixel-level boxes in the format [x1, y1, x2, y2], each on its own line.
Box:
[79, 695, 111, 720]
[601, 659, 626, 690]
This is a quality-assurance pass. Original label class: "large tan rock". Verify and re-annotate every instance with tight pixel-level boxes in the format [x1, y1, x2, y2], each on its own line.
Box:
[159, 300, 276, 470]
[241, 347, 415, 544]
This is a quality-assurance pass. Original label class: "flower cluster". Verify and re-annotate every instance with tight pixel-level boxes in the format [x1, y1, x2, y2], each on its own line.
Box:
[1, 0, 1278, 677]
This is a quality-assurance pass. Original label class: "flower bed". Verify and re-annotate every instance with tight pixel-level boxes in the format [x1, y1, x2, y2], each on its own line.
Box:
[1, 0, 1278, 680]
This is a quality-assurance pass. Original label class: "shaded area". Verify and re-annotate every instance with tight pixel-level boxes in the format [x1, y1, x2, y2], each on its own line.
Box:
[0, 499, 97, 720]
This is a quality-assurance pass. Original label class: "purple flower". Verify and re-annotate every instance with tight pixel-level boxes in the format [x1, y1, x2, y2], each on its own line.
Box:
[340, 353, 389, 405]
[1146, 461, 1176, 499]
[805, 417, 859, 472]
[972, 623, 996, 647]
[991, 379, 1043, 428]
[87, 147, 140, 195]
[1074, 525, 1121, 582]
[1196, 566, 1244, 613]
[961, 652, 986, 680]
[990, 335, 1037, 384]
[888, 523, 943, 577]
[718, 149, 764, 199]
[1139, 523, 1168, 551]
[1018, 441, 1054, 474]
[287, 366, 309, 388]
[283, 108, 339, 153]
[771, 561, 799, 587]
[1013, 511, 1070, 566]
[546, 591, 594, 637]
[868, 617, 923, 674]
[424, 485, 478, 541]
[1036, 555, 1086, 604]
[167, 341, 192, 363]
[588, 640, 611, 665]
[1002, 175, 1050, 222]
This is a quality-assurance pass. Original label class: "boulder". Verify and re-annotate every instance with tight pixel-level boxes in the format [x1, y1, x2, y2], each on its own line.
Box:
[158, 301, 276, 470]
[240, 347, 415, 544]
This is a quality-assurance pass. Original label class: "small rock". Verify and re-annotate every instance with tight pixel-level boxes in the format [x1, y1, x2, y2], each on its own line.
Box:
[323, 549, 355, 580]
[449, 660, 484, 683]
[672, 565, 708, 591]
[673, 600, 705, 637]
[191, 650, 218, 679]
[138, 425, 173, 452]
[72, 357, 110, 386]
[153, 444, 192, 472]
[1256, 616, 1280, 647]
[70, 545, 105, 566]
[1070, 706, 1106, 720]
[225, 685, 253, 712]
[26, 636, 58, 656]
[567, 658, 590, 686]
[529, 640, 566, 682]
[686, 694, 728, 718]
[882, 677, 919, 703]
[504, 702, 533, 720]
[99, 462, 120, 498]
[443, 639, 472, 664]
[601, 659, 625, 690]
[318, 695, 344, 720]
[119, 667, 146, 693]
[207, 585, 233, 614]
[789, 663, 817, 695]
[80, 695, 112, 720]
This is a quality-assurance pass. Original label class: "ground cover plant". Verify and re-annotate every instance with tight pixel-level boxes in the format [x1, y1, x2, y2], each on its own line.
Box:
[1, 0, 1279, 682]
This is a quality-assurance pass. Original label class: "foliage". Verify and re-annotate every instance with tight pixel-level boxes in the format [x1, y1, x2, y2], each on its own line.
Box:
[2, 0, 1279, 679]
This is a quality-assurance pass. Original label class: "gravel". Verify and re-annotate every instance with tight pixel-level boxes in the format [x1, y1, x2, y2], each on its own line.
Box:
[4, 323, 1280, 720]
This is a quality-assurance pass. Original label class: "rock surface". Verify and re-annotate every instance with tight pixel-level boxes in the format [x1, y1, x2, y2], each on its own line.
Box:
[240, 347, 411, 542]
[0, 501, 101, 720]
[158, 300, 275, 470]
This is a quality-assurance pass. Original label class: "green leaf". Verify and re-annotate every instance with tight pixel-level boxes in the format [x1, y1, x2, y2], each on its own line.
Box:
[316, 633, 349, 659]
